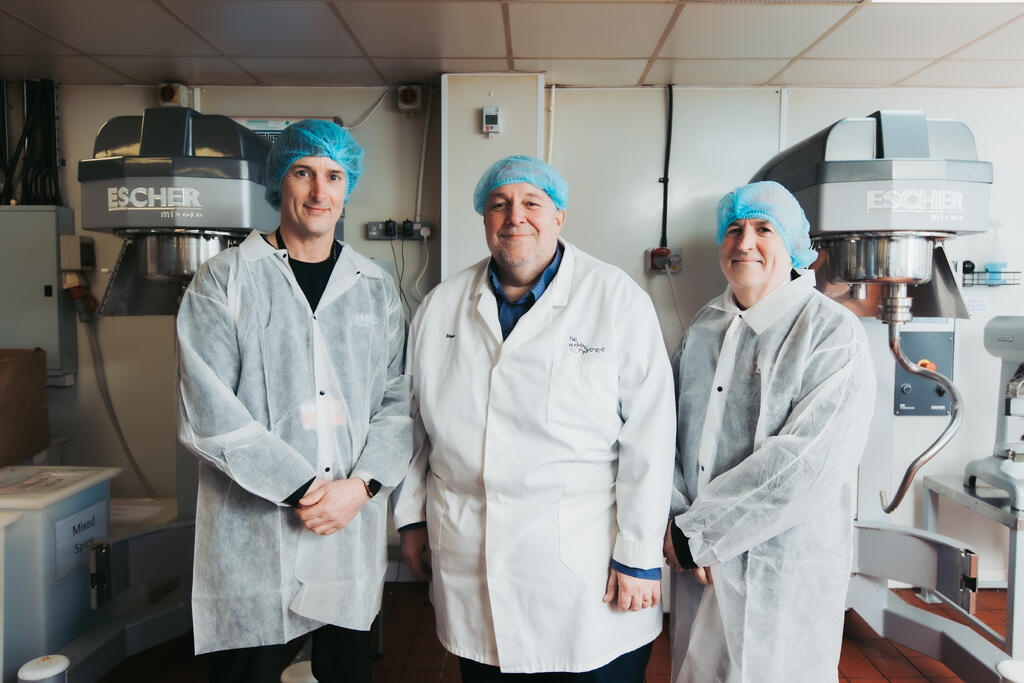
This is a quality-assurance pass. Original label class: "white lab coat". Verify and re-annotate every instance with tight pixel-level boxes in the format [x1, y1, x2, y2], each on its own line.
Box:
[177, 230, 412, 654]
[392, 241, 674, 673]
[669, 273, 875, 683]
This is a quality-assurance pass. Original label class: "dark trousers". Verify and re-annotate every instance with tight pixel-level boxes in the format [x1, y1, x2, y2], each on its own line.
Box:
[207, 624, 372, 683]
[459, 641, 653, 683]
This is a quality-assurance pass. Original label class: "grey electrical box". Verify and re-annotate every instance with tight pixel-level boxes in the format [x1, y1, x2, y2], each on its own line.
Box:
[894, 330, 954, 416]
[0, 206, 77, 382]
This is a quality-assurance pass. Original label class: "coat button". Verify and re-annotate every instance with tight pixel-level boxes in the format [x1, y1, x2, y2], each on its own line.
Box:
[324, 466, 331, 472]
[717, 386, 723, 392]
[319, 389, 326, 396]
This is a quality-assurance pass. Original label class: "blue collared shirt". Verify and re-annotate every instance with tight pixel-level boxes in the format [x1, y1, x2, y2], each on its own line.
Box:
[487, 244, 564, 340]
[486, 244, 661, 581]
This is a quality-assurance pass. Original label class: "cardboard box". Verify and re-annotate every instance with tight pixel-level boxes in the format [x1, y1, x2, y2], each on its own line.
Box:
[0, 349, 50, 465]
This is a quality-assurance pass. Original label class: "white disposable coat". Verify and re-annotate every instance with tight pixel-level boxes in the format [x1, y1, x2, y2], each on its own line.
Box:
[669, 273, 875, 683]
[177, 230, 412, 654]
[392, 241, 675, 673]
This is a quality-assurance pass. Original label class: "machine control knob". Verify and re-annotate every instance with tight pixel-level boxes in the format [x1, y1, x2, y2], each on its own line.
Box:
[900, 383, 912, 395]
[936, 386, 947, 397]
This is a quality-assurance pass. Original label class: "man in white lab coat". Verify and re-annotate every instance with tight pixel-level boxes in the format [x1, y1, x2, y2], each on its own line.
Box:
[664, 181, 875, 683]
[392, 155, 675, 682]
[176, 120, 411, 683]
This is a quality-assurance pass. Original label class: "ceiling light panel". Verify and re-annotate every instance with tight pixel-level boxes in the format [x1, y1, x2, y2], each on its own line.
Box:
[0, 0, 218, 55]
[662, 4, 853, 58]
[165, 0, 361, 57]
[509, 2, 675, 59]
[338, 1, 507, 59]
[805, 3, 1024, 58]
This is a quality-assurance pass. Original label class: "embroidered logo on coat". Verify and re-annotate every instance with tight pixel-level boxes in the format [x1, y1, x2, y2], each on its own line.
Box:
[568, 336, 605, 355]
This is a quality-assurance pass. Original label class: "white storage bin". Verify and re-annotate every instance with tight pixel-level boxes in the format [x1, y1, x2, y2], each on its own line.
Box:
[0, 467, 119, 683]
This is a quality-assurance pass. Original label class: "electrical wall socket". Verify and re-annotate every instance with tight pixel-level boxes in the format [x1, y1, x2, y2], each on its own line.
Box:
[401, 220, 432, 240]
[366, 220, 398, 240]
[645, 247, 682, 274]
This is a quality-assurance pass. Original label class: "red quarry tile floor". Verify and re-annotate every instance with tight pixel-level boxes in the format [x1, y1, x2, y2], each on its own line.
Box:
[98, 583, 1013, 682]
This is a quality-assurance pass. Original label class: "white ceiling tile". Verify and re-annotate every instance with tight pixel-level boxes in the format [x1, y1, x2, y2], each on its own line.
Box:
[643, 59, 789, 87]
[0, 0, 218, 56]
[509, 3, 675, 59]
[232, 57, 382, 86]
[899, 59, 1024, 87]
[164, 0, 361, 57]
[93, 56, 258, 86]
[0, 12, 75, 55]
[0, 55, 127, 84]
[376, 58, 510, 84]
[661, 5, 851, 59]
[338, 2, 506, 59]
[775, 59, 932, 87]
[514, 59, 646, 87]
[806, 4, 1024, 59]
[954, 15, 1024, 59]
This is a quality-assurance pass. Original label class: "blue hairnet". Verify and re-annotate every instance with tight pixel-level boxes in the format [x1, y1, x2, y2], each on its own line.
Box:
[716, 181, 817, 268]
[264, 119, 363, 208]
[473, 155, 568, 215]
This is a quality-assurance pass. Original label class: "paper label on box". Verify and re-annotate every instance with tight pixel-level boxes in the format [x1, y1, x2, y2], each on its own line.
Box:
[54, 500, 108, 582]
[0, 471, 90, 495]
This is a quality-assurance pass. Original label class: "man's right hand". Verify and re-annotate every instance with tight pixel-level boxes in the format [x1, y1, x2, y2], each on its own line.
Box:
[663, 519, 683, 572]
[400, 526, 432, 581]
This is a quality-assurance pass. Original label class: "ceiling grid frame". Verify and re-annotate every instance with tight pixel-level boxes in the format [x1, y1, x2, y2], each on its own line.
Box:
[0, 0, 1021, 88]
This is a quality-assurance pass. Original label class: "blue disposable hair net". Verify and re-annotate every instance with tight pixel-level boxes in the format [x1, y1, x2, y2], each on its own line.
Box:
[472, 155, 568, 215]
[716, 181, 818, 268]
[264, 119, 363, 208]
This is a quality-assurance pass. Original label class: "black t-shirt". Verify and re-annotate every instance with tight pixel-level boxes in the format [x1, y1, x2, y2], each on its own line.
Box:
[264, 229, 341, 312]
[289, 253, 337, 312]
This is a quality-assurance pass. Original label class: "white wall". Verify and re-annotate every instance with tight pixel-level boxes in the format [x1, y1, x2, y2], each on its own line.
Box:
[47, 84, 441, 498]
[441, 73, 544, 278]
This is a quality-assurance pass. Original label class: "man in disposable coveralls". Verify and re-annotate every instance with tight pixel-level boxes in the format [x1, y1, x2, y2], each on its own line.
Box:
[176, 120, 411, 683]
[664, 181, 875, 682]
[392, 155, 675, 682]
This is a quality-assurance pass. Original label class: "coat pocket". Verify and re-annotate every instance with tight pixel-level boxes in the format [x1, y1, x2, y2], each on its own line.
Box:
[557, 487, 616, 577]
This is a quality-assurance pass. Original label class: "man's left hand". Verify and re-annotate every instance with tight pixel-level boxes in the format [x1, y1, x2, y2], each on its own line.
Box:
[602, 569, 660, 611]
[295, 478, 369, 535]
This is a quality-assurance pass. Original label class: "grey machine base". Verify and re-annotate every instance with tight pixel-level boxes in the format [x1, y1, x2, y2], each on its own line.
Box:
[849, 475, 1024, 682]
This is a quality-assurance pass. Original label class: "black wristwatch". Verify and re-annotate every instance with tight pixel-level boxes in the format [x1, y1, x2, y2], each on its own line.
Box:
[362, 478, 382, 499]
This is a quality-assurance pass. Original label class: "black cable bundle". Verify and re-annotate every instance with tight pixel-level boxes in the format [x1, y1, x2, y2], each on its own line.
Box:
[0, 81, 8, 188]
[659, 84, 674, 249]
[0, 79, 62, 206]
[20, 79, 62, 205]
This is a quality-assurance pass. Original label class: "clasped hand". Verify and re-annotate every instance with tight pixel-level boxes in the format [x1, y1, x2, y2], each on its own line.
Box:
[603, 569, 660, 611]
[662, 520, 713, 585]
[295, 477, 369, 535]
